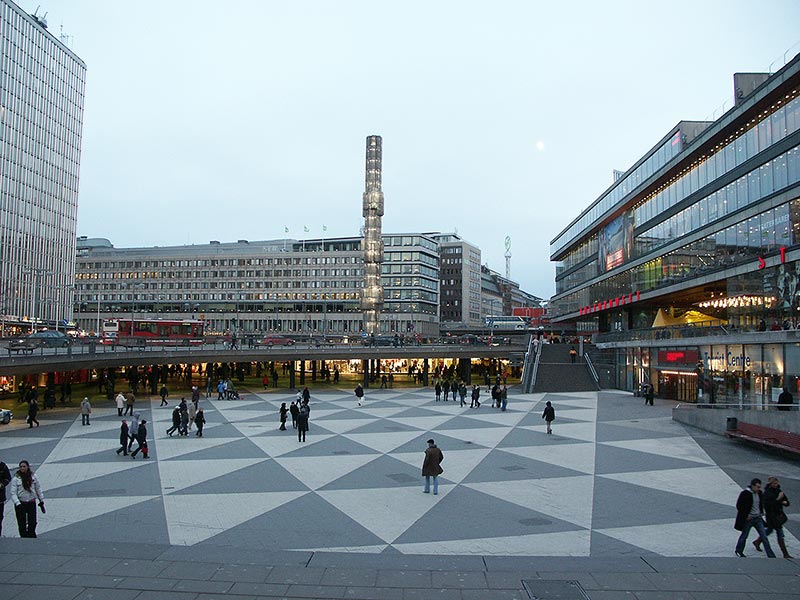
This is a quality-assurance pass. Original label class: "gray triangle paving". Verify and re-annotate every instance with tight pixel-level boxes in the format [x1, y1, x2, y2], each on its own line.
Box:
[2, 389, 796, 557]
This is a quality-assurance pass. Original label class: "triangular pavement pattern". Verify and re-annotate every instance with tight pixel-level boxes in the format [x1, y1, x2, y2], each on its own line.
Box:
[600, 436, 717, 466]
[154, 437, 243, 461]
[343, 431, 427, 454]
[248, 434, 336, 458]
[599, 466, 743, 506]
[164, 491, 307, 545]
[159, 458, 268, 493]
[280, 454, 380, 490]
[310, 418, 380, 434]
[393, 529, 591, 556]
[3, 495, 156, 537]
[63, 419, 125, 438]
[465, 475, 594, 529]
[390, 448, 492, 484]
[317, 485, 452, 543]
[35, 460, 151, 491]
[45, 438, 122, 463]
[499, 442, 596, 475]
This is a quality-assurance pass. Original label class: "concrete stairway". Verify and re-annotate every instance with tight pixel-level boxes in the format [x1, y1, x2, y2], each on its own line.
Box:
[532, 343, 599, 393]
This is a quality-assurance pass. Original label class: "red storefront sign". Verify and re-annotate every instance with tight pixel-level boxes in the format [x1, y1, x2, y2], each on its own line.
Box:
[657, 350, 699, 365]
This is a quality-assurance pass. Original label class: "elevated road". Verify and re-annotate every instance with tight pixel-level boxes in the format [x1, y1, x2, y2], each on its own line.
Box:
[0, 341, 527, 376]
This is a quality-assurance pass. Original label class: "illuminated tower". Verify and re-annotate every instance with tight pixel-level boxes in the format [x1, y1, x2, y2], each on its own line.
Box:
[361, 135, 384, 334]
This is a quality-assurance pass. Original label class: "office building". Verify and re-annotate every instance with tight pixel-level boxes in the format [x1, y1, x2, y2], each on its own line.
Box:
[0, 0, 86, 333]
[550, 54, 800, 401]
[74, 234, 440, 337]
[433, 233, 483, 328]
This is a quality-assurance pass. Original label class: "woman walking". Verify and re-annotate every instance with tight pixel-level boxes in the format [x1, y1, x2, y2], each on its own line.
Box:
[753, 476, 793, 558]
[10, 460, 45, 538]
[297, 400, 310, 442]
[27, 398, 39, 428]
[279, 403, 288, 431]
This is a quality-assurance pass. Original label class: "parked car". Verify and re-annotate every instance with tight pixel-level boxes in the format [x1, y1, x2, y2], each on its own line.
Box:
[8, 330, 72, 353]
[0, 408, 12, 424]
[361, 335, 396, 347]
[256, 335, 296, 347]
[459, 334, 487, 346]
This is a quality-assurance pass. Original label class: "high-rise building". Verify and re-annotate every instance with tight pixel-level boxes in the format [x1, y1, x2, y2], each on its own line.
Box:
[0, 0, 86, 333]
[432, 233, 483, 328]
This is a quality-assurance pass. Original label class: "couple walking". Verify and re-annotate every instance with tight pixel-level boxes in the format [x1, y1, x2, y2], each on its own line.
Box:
[734, 476, 792, 558]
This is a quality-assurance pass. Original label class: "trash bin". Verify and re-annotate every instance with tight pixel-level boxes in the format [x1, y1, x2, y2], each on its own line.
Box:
[726, 416, 738, 431]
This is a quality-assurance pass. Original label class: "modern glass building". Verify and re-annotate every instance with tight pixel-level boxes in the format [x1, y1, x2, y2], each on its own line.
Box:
[0, 0, 86, 334]
[551, 54, 800, 403]
[74, 234, 441, 337]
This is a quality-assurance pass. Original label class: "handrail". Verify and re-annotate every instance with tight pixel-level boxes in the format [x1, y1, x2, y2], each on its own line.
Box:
[675, 402, 797, 411]
[584, 352, 600, 389]
[529, 342, 542, 393]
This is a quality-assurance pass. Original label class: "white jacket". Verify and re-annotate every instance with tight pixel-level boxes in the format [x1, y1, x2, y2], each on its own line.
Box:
[115, 393, 125, 409]
[10, 473, 44, 505]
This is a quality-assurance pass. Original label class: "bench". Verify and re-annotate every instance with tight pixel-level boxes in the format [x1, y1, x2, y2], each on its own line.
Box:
[725, 421, 800, 455]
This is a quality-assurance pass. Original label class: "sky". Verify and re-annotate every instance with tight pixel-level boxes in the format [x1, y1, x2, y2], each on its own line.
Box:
[21, 0, 800, 299]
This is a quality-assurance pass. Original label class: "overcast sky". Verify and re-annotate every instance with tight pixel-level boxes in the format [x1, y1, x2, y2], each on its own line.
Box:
[23, 0, 800, 298]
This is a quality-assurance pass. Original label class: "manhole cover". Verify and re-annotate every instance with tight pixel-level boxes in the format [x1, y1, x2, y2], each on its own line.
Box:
[518, 517, 551, 527]
[501, 465, 525, 472]
[522, 579, 591, 599]
[386, 473, 417, 484]
[333, 450, 351, 455]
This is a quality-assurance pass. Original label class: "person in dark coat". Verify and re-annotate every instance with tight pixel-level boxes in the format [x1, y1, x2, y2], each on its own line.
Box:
[542, 401, 555, 434]
[777, 388, 794, 411]
[442, 380, 450, 401]
[289, 401, 299, 429]
[130, 420, 148, 459]
[116, 420, 129, 456]
[470, 385, 481, 408]
[302, 387, 311, 403]
[27, 399, 39, 428]
[279, 403, 288, 431]
[734, 478, 775, 557]
[179, 406, 189, 436]
[354, 384, 364, 406]
[159, 384, 169, 406]
[166, 406, 181, 436]
[0, 459, 11, 536]
[422, 439, 444, 495]
[753, 476, 793, 558]
[297, 400, 310, 442]
[194, 410, 206, 437]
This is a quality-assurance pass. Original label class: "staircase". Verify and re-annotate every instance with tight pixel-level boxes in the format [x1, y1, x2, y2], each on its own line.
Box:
[532, 343, 599, 393]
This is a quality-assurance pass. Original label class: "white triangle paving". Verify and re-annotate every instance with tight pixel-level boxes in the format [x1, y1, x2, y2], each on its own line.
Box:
[163, 491, 308, 545]
[0, 387, 790, 557]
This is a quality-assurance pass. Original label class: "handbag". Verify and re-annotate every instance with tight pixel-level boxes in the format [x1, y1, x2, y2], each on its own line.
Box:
[776, 512, 788, 526]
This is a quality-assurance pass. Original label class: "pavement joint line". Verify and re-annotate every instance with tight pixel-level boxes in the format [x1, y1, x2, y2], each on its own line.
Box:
[640, 557, 659, 573]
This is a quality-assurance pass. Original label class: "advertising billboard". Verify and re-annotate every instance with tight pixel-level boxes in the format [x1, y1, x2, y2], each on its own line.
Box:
[599, 210, 634, 272]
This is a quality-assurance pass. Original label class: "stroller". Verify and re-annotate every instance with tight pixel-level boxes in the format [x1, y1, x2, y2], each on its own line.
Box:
[227, 388, 240, 400]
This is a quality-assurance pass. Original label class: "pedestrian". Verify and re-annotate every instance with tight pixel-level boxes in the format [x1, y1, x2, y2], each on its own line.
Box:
[217, 380, 225, 400]
[206, 376, 213, 398]
[443, 380, 450, 402]
[166, 406, 181, 437]
[302, 387, 311, 403]
[381, 374, 387, 389]
[777, 387, 794, 411]
[297, 400, 310, 442]
[459, 382, 467, 407]
[179, 404, 189, 436]
[188, 399, 197, 432]
[80, 397, 92, 426]
[435, 382, 442, 401]
[569, 346, 578, 363]
[279, 402, 288, 431]
[10, 460, 45, 538]
[116, 420, 129, 456]
[130, 419, 149, 459]
[124, 390, 135, 416]
[500, 385, 508, 411]
[471, 385, 481, 408]
[389, 373, 394, 388]
[114, 391, 124, 416]
[354, 383, 364, 407]
[0, 458, 11, 536]
[289, 401, 299, 429]
[191, 385, 200, 405]
[333, 368, 339, 384]
[160, 384, 169, 406]
[194, 409, 206, 437]
[27, 398, 39, 428]
[753, 476, 793, 558]
[451, 382, 458, 402]
[735, 478, 775, 557]
[542, 400, 555, 434]
[492, 384, 500, 408]
[64, 381, 72, 404]
[645, 384, 654, 406]
[128, 413, 140, 451]
[422, 438, 444, 495]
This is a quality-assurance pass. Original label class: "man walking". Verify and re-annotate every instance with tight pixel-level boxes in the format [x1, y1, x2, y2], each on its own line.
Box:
[116, 420, 129, 456]
[354, 383, 364, 407]
[542, 400, 555, 434]
[80, 397, 92, 426]
[735, 478, 776, 557]
[124, 390, 135, 416]
[777, 387, 794, 411]
[130, 419, 149, 459]
[422, 439, 444, 495]
[159, 384, 169, 406]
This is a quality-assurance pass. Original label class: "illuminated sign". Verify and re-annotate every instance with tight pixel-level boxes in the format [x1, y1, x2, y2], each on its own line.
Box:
[657, 350, 698, 364]
[758, 247, 786, 269]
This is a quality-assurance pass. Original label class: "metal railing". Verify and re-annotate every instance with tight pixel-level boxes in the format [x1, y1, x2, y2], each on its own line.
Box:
[675, 401, 797, 411]
[584, 352, 600, 389]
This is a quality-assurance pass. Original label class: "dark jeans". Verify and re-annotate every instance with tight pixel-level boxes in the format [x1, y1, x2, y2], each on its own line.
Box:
[298, 429, 306, 442]
[736, 517, 775, 557]
[15, 501, 37, 537]
[124, 405, 133, 416]
[195, 424, 204, 437]
[82, 414, 90, 425]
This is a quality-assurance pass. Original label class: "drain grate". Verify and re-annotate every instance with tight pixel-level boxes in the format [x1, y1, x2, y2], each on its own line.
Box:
[522, 579, 591, 600]
[501, 465, 526, 472]
[386, 473, 417, 484]
[332, 450, 351, 455]
[77, 489, 127, 497]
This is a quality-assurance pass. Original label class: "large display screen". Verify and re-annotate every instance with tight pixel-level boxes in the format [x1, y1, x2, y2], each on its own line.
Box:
[599, 210, 634, 272]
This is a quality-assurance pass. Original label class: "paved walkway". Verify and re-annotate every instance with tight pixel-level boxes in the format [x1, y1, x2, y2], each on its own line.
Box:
[1, 387, 798, 598]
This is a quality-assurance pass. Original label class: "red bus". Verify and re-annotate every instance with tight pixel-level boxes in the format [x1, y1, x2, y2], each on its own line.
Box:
[102, 319, 205, 346]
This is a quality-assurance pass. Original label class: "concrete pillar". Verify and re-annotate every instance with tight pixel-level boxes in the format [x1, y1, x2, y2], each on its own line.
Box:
[423, 358, 429, 386]
[289, 361, 296, 389]
[299, 360, 305, 385]
[311, 360, 317, 382]
[362, 359, 370, 387]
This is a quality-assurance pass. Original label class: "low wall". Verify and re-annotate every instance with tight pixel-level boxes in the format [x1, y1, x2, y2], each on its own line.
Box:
[673, 406, 800, 436]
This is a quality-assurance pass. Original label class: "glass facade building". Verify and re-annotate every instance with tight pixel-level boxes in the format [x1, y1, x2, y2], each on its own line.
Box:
[0, 0, 86, 333]
[550, 54, 800, 402]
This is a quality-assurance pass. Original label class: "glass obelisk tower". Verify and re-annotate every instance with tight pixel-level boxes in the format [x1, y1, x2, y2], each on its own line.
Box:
[361, 135, 384, 334]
